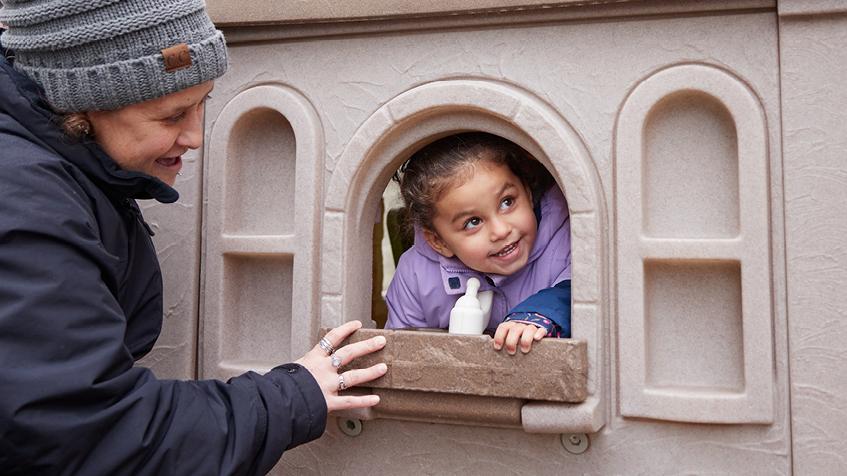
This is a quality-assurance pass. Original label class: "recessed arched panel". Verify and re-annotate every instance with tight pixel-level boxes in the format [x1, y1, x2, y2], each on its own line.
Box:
[643, 91, 740, 239]
[221, 255, 293, 363]
[644, 259, 744, 391]
[202, 85, 324, 380]
[224, 108, 296, 236]
[323, 79, 607, 433]
[616, 64, 773, 424]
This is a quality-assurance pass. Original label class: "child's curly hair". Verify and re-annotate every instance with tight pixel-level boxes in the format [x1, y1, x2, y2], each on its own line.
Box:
[393, 132, 553, 237]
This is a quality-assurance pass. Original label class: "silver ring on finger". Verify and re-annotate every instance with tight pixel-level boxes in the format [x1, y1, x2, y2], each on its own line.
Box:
[318, 337, 335, 356]
[331, 354, 342, 369]
[338, 373, 348, 392]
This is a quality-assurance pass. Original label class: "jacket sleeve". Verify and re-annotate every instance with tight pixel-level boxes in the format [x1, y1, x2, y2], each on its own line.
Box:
[504, 280, 572, 337]
[0, 161, 326, 475]
[384, 252, 427, 329]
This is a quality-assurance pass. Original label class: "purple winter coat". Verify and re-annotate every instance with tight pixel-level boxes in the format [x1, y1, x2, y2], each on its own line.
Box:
[385, 186, 572, 332]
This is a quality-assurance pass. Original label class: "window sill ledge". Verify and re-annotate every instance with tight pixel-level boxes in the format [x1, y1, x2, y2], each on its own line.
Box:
[328, 328, 598, 433]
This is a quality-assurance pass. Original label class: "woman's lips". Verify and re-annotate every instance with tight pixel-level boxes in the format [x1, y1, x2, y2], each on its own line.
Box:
[156, 156, 182, 170]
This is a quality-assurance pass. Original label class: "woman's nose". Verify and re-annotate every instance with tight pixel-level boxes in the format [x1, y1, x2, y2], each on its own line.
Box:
[177, 106, 204, 150]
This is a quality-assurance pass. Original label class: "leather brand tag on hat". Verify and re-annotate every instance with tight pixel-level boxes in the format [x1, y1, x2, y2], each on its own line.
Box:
[162, 43, 192, 72]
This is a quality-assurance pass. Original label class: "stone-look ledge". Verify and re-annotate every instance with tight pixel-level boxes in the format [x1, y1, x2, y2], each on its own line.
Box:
[328, 328, 588, 403]
[373, 389, 525, 428]
[335, 390, 603, 432]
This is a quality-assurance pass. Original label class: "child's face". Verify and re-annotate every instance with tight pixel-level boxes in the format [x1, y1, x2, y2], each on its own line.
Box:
[424, 162, 537, 276]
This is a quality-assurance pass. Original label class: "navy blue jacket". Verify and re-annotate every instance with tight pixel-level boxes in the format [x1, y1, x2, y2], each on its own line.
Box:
[0, 49, 326, 475]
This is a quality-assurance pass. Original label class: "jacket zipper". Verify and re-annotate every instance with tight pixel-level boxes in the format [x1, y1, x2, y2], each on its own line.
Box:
[124, 199, 156, 236]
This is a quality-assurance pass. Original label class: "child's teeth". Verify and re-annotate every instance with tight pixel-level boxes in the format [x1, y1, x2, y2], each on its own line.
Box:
[497, 243, 514, 256]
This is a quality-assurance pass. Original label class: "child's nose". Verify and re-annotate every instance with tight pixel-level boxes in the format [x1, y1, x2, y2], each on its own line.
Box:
[489, 217, 511, 241]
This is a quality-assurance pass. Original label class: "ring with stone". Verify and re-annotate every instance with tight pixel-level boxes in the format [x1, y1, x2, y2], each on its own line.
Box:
[331, 354, 342, 368]
[318, 337, 335, 356]
[338, 374, 348, 392]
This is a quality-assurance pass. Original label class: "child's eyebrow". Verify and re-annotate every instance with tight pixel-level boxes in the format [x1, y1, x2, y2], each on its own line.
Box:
[450, 209, 476, 224]
[499, 182, 518, 195]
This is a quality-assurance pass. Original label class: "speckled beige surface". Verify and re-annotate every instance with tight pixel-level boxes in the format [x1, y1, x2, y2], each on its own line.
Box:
[138, 0, 847, 473]
[779, 1, 847, 472]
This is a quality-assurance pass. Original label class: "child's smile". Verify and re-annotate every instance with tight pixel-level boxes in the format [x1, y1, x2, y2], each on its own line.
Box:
[424, 161, 538, 276]
[491, 240, 520, 260]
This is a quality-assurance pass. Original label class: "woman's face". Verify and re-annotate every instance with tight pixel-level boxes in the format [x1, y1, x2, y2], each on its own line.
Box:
[86, 81, 214, 186]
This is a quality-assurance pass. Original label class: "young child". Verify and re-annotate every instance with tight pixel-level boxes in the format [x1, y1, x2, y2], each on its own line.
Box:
[385, 132, 572, 354]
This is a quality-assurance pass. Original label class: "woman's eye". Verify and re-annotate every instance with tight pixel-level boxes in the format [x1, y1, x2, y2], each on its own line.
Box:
[463, 217, 482, 230]
[167, 112, 186, 123]
[500, 197, 515, 209]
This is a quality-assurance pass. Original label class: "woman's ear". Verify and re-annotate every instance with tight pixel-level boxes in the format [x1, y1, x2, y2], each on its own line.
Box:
[423, 228, 454, 258]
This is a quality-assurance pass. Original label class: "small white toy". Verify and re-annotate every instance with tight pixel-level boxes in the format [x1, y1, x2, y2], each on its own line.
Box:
[448, 277, 494, 335]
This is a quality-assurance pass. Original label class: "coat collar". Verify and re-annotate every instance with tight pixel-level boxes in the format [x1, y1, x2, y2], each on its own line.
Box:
[0, 51, 179, 203]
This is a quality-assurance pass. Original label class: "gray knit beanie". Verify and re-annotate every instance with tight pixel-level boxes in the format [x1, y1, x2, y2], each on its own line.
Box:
[0, 0, 228, 112]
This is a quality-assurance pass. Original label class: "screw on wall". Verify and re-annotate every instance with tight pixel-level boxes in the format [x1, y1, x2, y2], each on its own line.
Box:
[561, 433, 590, 454]
[338, 418, 363, 437]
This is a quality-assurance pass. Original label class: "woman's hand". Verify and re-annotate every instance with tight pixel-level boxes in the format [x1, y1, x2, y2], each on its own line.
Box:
[295, 320, 387, 413]
[493, 321, 546, 355]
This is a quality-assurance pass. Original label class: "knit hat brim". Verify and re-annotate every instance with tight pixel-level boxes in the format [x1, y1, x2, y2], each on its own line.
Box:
[15, 30, 227, 112]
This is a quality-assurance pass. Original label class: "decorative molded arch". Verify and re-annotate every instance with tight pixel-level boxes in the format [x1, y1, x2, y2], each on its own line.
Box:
[322, 79, 607, 416]
[203, 84, 325, 377]
[615, 63, 773, 423]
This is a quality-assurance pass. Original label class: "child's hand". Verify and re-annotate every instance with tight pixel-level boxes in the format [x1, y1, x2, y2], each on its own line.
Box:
[493, 321, 547, 355]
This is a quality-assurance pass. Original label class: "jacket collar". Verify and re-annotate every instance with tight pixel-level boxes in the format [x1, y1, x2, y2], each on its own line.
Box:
[411, 185, 568, 295]
[0, 51, 179, 203]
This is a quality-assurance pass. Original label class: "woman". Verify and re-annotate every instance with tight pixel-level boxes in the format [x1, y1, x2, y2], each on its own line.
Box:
[0, 1, 386, 474]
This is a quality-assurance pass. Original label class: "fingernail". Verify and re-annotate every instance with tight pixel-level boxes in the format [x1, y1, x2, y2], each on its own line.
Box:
[375, 336, 386, 346]
[378, 363, 388, 372]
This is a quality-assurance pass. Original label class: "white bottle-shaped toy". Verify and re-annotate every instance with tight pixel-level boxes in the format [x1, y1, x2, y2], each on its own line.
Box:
[448, 277, 493, 335]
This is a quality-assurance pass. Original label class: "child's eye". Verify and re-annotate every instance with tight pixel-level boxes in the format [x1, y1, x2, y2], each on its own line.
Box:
[500, 197, 515, 209]
[463, 217, 482, 230]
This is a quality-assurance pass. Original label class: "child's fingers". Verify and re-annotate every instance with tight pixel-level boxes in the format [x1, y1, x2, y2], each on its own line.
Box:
[520, 326, 537, 353]
[504, 325, 523, 355]
[493, 323, 511, 350]
[533, 326, 546, 341]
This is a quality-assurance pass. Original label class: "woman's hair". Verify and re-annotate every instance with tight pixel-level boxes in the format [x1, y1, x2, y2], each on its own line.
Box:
[393, 132, 553, 235]
[60, 113, 92, 139]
